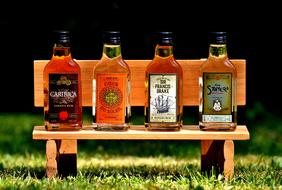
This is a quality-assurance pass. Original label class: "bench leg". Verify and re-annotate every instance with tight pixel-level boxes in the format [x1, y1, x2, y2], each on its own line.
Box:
[223, 140, 234, 179]
[201, 140, 234, 179]
[46, 139, 77, 178]
[46, 140, 57, 178]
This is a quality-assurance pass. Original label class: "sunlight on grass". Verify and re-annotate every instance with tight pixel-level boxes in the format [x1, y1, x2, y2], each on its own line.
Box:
[81, 156, 199, 167]
[236, 154, 282, 167]
[0, 153, 281, 190]
[1, 153, 45, 168]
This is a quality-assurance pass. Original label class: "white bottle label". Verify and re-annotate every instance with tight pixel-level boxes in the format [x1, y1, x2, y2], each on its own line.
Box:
[149, 74, 177, 122]
[202, 115, 232, 122]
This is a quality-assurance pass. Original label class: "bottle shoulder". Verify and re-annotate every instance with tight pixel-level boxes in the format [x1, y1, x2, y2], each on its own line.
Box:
[44, 57, 81, 73]
[94, 56, 130, 74]
[200, 57, 236, 73]
[146, 56, 183, 74]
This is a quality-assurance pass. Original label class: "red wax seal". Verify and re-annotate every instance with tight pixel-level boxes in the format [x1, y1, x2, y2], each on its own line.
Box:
[59, 111, 68, 120]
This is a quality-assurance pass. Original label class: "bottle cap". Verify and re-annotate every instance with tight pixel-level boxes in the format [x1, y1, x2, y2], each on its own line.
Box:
[210, 31, 227, 44]
[103, 31, 121, 45]
[156, 31, 173, 45]
[53, 30, 71, 46]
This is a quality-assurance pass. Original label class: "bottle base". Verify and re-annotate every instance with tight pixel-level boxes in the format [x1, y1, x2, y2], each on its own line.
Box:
[199, 122, 236, 131]
[45, 123, 82, 131]
[94, 123, 129, 131]
[145, 123, 182, 131]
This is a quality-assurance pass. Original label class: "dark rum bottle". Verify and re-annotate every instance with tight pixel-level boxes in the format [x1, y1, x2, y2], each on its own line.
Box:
[92, 31, 131, 131]
[43, 30, 82, 131]
[199, 32, 237, 130]
[145, 31, 183, 131]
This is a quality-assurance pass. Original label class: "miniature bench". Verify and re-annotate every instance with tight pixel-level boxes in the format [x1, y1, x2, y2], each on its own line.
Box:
[32, 60, 249, 179]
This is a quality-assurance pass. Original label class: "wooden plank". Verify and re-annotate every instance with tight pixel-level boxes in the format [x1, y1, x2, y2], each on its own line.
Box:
[58, 140, 77, 154]
[34, 59, 246, 107]
[33, 125, 250, 140]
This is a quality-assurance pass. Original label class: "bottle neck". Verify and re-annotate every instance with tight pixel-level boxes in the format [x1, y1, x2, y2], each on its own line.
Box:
[102, 43, 122, 59]
[52, 43, 72, 58]
[155, 44, 174, 58]
[208, 44, 228, 59]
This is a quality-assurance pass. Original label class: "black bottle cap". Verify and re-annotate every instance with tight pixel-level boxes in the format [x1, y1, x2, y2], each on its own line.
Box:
[53, 30, 71, 46]
[156, 31, 173, 45]
[103, 31, 121, 45]
[210, 31, 227, 44]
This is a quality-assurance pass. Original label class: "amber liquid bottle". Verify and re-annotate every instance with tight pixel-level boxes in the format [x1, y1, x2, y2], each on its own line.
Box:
[145, 31, 183, 131]
[199, 32, 237, 130]
[43, 30, 82, 131]
[93, 31, 131, 131]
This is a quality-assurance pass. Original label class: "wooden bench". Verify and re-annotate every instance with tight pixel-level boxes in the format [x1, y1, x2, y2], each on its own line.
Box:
[32, 60, 249, 179]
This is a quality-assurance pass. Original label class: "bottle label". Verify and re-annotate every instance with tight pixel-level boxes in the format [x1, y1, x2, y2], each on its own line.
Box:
[48, 74, 79, 123]
[202, 73, 232, 122]
[149, 74, 177, 122]
[96, 74, 126, 124]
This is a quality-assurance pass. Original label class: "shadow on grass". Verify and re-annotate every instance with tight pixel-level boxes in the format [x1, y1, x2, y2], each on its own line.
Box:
[79, 164, 199, 179]
[0, 166, 46, 179]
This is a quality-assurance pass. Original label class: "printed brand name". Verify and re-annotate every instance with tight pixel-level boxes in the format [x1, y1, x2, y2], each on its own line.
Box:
[104, 81, 118, 86]
[155, 79, 171, 93]
[50, 91, 77, 98]
[207, 84, 229, 95]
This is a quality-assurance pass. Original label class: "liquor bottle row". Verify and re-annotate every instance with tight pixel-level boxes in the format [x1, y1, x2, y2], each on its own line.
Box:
[43, 30, 237, 131]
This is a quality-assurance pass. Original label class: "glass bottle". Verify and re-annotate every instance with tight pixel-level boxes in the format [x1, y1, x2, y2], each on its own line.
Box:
[145, 31, 183, 131]
[199, 31, 237, 130]
[92, 31, 131, 131]
[43, 30, 82, 131]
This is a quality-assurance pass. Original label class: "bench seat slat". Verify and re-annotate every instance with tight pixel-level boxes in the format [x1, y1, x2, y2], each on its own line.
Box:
[33, 125, 249, 140]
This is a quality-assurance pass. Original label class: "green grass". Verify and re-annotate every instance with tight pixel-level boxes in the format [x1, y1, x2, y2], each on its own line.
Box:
[0, 154, 281, 189]
[0, 103, 281, 189]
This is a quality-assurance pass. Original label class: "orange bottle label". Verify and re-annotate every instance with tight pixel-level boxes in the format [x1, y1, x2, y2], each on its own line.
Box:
[96, 74, 126, 124]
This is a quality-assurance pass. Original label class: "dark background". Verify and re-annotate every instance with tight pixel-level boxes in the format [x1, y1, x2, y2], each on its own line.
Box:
[0, 1, 281, 116]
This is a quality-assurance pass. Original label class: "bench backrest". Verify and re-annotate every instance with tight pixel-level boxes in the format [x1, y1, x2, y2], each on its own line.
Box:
[34, 59, 246, 107]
